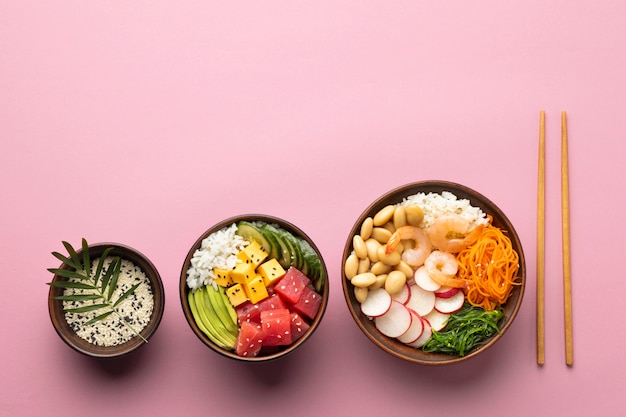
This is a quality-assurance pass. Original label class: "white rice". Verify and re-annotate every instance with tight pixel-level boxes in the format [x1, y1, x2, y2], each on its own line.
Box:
[186, 223, 248, 290]
[400, 191, 489, 230]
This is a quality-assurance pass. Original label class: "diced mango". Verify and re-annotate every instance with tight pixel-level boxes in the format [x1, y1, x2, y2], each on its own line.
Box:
[243, 275, 269, 304]
[231, 262, 256, 285]
[257, 258, 286, 286]
[214, 267, 234, 287]
[226, 284, 248, 307]
[236, 241, 268, 268]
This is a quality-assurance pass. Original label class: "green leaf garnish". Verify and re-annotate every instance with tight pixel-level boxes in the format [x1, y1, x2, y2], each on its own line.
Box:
[114, 283, 140, 308]
[47, 240, 147, 343]
[84, 311, 115, 326]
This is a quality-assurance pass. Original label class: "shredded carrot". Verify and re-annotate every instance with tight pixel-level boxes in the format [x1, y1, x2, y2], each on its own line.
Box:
[456, 223, 520, 311]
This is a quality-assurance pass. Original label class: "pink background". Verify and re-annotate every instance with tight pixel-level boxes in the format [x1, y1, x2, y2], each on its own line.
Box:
[2, 1, 625, 416]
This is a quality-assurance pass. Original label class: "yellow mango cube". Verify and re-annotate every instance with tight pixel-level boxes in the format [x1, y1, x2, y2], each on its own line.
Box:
[243, 275, 269, 304]
[257, 258, 286, 286]
[213, 268, 234, 287]
[226, 284, 248, 307]
[231, 262, 256, 285]
[236, 241, 269, 268]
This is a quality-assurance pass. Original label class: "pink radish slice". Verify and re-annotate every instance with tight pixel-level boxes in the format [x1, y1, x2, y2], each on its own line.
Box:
[405, 284, 435, 316]
[434, 286, 460, 299]
[423, 309, 450, 332]
[360, 288, 392, 317]
[409, 317, 432, 348]
[397, 310, 424, 344]
[434, 289, 464, 314]
[374, 301, 413, 338]
[414, 266, 441, 292]
[392, 283, 410, 304]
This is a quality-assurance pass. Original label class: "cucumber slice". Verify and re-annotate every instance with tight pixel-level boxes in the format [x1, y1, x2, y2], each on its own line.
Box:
[236, 221, 273, 255]
[262, 224, 292, 268]
[258, 226, 280, 261]
[276, 228, 302, 269]
[298, 238, 325, 291]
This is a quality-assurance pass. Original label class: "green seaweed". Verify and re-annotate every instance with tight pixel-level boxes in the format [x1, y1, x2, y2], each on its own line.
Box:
[422, 302, 503, 356]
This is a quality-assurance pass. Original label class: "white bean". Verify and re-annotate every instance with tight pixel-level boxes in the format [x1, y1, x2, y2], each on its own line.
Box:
[365, 238, 381, 263]
[353, 235, 368, 259]
[351, 272, 377, 288]
[354, 286, 368, 303]
[376, 245, 401, 266]
[369, 274, 387, 290]
[360, 217, 374, 241]
[405, 204, 424, 227]
[393, 206, 407, 229]
[344, 253, 359, 280]
[357, 257, 371, 274]
[370, 261, 392, 275]
[385, 270, 407, 295]
[371, 227, 392, 244]
[373, 205, 395, 226]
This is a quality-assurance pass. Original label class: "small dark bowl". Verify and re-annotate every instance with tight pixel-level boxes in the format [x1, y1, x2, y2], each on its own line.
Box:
[48, 243, 165, 359]
[180, 214, 329, 362]
[342, 181, 526, 365]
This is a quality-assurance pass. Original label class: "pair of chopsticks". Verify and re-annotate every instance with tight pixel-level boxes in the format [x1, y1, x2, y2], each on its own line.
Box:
[536, 110, 573, 366]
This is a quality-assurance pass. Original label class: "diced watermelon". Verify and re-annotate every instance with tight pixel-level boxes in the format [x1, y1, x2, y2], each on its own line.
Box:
[257, 292, 288, 312]
[290, 312, 310, 343]
[236, 301, 261, 324]
[260, 308, 292, 346]
[291, 286, 322, 321]
[236, 293, 287, 324]
[274, 267, 310, 305]
[235, 321, 265, 358]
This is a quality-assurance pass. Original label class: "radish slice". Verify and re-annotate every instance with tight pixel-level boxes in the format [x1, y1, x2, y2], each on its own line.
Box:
[392, 282, 410, 304]
[397, 310, 424, 344]
[434, 289, 465, 314]
[423, 309, 450, 331]
[409, 317, 432, 348]
[414, 266, 441, 292]
[360, 288, 392, 317]
[375, 301, 412, 338]
[405, 284, 435, 316]
[434, 286, 460, 299]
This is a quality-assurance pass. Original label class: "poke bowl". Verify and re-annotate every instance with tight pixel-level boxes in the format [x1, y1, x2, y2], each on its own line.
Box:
[180, 214, 329, 362]
[47, 241, 165, 359]
[342, 181, 526, 365]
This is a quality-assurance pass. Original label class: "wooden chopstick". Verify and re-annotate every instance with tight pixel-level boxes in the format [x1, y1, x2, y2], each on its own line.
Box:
[561, 111, 573, 366]
[537, 110, 546, 365]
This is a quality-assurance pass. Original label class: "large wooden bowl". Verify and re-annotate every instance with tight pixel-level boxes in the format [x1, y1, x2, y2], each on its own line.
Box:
[180, 214, 329, 362]
[48, 243, 165, 359]
[342, 181, 526, 365]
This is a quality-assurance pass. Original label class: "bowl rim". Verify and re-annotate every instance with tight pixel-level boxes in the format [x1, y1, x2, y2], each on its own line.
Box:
[179, 213, 330, 362]
[341, 180, 526, 365]
[48, 242, 165, 359]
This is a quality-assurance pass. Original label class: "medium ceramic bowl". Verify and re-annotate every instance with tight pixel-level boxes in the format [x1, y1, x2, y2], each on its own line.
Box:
[180, 214, 329, 362]
[48, 242, 165, 359]
[342, 180, 526, 365]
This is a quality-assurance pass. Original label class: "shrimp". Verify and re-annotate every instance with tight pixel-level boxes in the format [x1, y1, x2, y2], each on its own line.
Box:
[427, 213, 484, 253]
[385, 225, 432, 268]
[424, 250, 468, 289]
